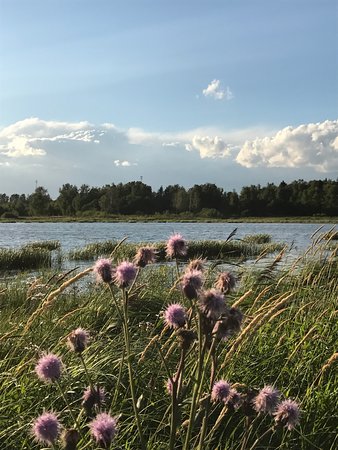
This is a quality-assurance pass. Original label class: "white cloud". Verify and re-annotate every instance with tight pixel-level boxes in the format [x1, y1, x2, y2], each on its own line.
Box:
[162, 142, 180, 147]
[236, 120, 338, 172]
[114, 159, 137, 167]
[202, 79, 233, 101]
[185, 136, 232, 159]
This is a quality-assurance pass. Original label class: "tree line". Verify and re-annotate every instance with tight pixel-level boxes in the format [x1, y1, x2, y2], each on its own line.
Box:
[1, 179, 337, 218]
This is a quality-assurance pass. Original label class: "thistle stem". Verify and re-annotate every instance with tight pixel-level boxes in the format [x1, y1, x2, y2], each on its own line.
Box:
[55, 381, 83, 437]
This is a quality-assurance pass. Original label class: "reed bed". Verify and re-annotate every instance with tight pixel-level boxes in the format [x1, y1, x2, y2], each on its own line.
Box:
[0, 236, 336, 449]
[22, 240, 61, 251]
[0, 247, 52, 270]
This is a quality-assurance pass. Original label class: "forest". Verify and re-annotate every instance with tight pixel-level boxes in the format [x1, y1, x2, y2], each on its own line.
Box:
[1, 179, 337, 218]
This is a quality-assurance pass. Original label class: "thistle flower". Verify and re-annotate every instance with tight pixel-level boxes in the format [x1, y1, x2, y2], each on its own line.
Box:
[94, 258, 114, 283]
[215, 271, 236, 294]
[35, 354, 62, 383]
[67, 328, 89, 354]
[253, 385, 280, 415]
[164, 303, 187, 329]
[187, 258, 205, 272]
[134, 246, 156, 268]
[176, 328, 197, 350]
[61, 429, 80, 450]
[166, 233, 187, 258]
[274, 399, 300, 430]
[199, 288, 226, 320]
[89, 412, 117, 448]
[214, 307, 243, 340]
[114, 261, 137, 288]
[32, 412, 60, 446]
[227, 388, 242, 409]
[82, 386, 106, 414]
[211, 380, 231, 403]
[181, 269, 203, 300]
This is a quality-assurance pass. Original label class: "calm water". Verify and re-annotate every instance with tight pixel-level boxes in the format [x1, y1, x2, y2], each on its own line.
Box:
[0, 222, 335, 253]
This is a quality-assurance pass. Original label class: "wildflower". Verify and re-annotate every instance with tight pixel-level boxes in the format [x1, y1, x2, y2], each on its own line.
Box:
[32, 412, 60, 446]
[94, 258, 114, 283]
[114, 261, 137, 288]
[89, 412, 117, 448]
[134, 246, 156, 268]
[214, 307, 243, 340]
[176, 329, 197, 351]
[166, 233, 187, 258]
[187, 258, 205, 272]
[211, 380, 231, 403]
[61, 429, 80, 450]
[82, 386, 106, 414]
[215, 271, 236, 294]
[35, 354, 62, 383]
[253, 385, 280, 415]
[199, 288, 226, 320]
[227, 388, 242, 409]
[164, 303, 187, 329]
[274, 399, 300, 430]
[67, 328, 89, 354]
[181, 269, 203, 300]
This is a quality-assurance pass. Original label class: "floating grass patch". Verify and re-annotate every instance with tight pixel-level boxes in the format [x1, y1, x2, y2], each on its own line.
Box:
[22, 240, 61, 251]
[241, 233, 271, 244]
[0, 247, 52, 270]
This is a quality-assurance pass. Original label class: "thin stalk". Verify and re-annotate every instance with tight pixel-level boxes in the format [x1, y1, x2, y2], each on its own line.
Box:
[79, 353, 94, 391]
[248, 426, 274, 450]
[169, 347, 187, 450]
[55, 381, 83, 437]
[122, 288, 146, 450]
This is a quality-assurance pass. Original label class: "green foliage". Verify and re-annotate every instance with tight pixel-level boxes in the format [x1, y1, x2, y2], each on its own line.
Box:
[0, 247, 52, 270]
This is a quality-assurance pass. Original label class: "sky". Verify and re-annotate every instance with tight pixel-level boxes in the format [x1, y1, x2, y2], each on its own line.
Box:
[0, 0, 337, 198]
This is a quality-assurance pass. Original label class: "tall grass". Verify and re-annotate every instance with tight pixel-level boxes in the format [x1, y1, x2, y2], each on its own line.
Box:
[0, 237, 336, 449]
[0, 247, 52, 270]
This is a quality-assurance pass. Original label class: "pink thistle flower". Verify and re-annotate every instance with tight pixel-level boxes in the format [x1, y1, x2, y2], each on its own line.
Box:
[134, 246, 157, 268]
[211, 380, 231, 403]
[215, 271, 236, 294]
[214, 307, 243, 340]
[114, 261, 137, 288]
[94, 258, 114, 283]
[181, 269, 203, 300]
[32, 412, 60, 445]
[274, 399, 300, 430]
[164, 303, 187, 329]
[82, 386, 106, 413]
[187, 258, 205, 272]
[227, 388, 242, 409]
[35, 354, 62, 383]
[89, 412, 117, 448]
[67, 328, 89, 353]
[199, 288, 226, 319]
[253, 385, 280, 415]
[166, 233, 187, 258]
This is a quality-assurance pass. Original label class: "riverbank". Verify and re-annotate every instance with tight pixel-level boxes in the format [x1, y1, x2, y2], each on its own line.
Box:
[1, 214, 337, 223]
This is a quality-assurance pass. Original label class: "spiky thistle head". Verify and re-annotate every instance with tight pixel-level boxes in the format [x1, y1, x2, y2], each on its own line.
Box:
[166, 233, 187, 258]
[211, 380, 231, 403]
[93, 258, 114, 283]
[82, 386, 106, 415]
[274, 399, 300, 430]
[32, 412, 60, 446]
[181, 269, 203, 300]
[187, 258, 205, 272]
[199, 288, 226, 320]
[164, 303, 187, 329]
[114, 261, 137, 288]
[215, 271, 236, 294]
[134, 246, 157, 267]
[89, 412, 117, 448]
[35, 353, 62, 383]
[67, 328, 89, 354]
[253, 385, 280, 415]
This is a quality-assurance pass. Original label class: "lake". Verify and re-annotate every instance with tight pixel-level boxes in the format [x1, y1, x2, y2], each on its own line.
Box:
[0, 222, 335, 254]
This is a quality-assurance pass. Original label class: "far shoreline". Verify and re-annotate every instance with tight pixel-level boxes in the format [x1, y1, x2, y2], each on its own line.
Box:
[0, 215, 337, 224]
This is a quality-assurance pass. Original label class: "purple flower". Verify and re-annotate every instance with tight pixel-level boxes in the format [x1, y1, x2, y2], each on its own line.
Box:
[82, 386, 106, 413]
[114, 261, 137, 288]
[199, 288, 226, 319]
[94, 258, 114, 283]
[35, 354, 62, 383]
[215, 271, 236, 294]
[211, 380, 231, 403]
[89, 412, 117, 448]
[227, 388, 242, 409]
[274, 399, 300, 430]
[181, 270, 203, 300]
[214, 307, 243, 340]
[32, 412, 60, 445]
[134, 246, 157, 268]
[187, 258, 205, 272]
[164, 303, 187, 329]
[253, 385, 280, 415]
[67, 328, 89, 353]
[166, 233, 187, 258]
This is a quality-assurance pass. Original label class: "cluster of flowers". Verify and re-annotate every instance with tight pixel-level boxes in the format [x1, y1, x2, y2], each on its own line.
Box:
[32, 329, 117, 449]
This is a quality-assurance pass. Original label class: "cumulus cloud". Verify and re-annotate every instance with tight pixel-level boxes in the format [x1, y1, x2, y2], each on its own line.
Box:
[114, 160, 137, 167]
[185, 136, 232, 159]
[236, 120, 338, 172]
[202, 79, 233, 101]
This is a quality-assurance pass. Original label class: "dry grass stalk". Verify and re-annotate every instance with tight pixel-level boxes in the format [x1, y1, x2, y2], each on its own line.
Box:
[231, 289, 253, 308]
[221, 291, 294, 368]
[321, 352, 338, 374]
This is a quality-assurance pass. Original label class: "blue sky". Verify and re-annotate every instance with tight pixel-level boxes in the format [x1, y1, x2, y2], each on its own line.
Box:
[0, 0, 337, 197]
